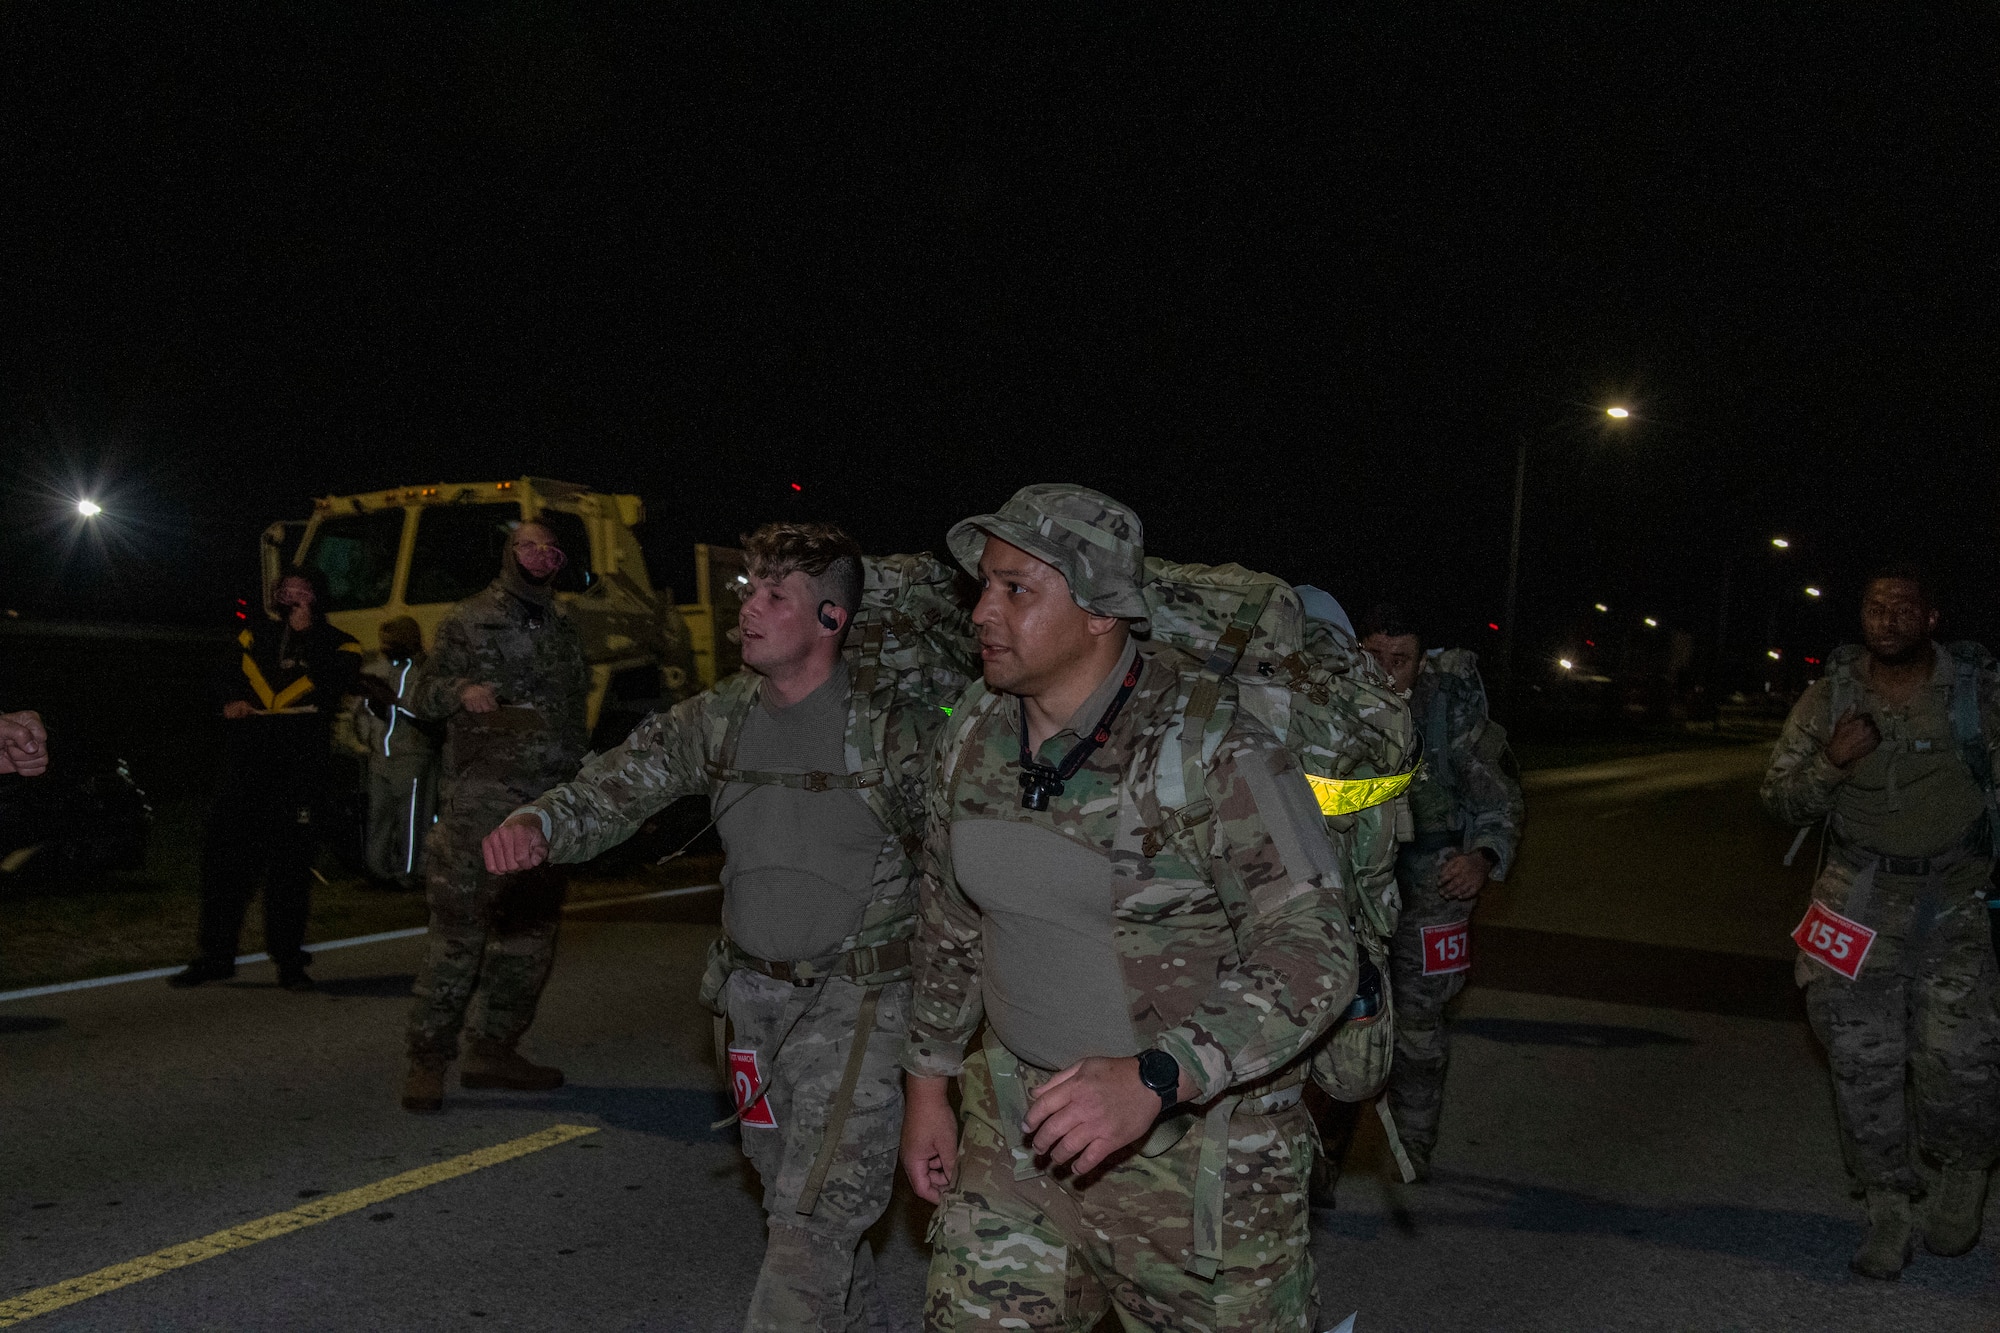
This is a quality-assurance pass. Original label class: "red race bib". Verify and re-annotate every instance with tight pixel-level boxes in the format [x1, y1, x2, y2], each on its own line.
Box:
[1421, 920, 1471, 975]
[727, 1046, 778, 1128]
[1792, 900, 1876, 981]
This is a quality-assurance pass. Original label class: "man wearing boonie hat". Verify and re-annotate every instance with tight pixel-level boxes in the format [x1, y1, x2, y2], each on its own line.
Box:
[900, 483, 1357, 1331]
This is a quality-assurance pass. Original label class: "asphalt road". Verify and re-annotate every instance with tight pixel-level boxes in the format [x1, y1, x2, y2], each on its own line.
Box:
[4, 743, 1997, 1331]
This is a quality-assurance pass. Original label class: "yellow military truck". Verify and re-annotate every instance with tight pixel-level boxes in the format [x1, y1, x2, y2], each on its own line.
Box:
[262, 477, 745, 749]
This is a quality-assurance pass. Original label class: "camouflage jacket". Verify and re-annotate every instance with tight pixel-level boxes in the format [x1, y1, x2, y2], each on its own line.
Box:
[904, 643, 1358, 1103]
[1761, 642, 2000, 854]
[519, 660, 948, 956]
[407, 581, 589, 798]
[1408, 658, 1523, 876]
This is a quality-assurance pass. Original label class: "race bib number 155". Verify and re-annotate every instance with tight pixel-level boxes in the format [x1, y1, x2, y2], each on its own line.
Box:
[1792, 900, 1876, 981]
[1421, 920, 1471, 976]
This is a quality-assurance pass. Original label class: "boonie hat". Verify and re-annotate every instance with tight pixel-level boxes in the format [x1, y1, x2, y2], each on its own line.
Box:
[947, 483, 1149, 625]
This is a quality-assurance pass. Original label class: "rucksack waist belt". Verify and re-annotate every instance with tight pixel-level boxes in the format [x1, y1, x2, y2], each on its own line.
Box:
[1831, 823, 1990, 878]
[726, 937, 911, 987]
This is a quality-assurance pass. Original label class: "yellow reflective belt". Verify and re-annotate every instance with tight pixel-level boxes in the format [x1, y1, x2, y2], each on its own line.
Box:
[1306, 768, 1414, 816]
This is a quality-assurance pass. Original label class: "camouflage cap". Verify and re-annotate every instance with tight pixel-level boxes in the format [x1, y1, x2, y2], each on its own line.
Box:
[947, 483, 1149, 624]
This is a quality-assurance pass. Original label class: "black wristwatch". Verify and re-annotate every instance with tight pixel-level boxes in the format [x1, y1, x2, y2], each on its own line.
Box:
[1136, 1049, 1182, 1114]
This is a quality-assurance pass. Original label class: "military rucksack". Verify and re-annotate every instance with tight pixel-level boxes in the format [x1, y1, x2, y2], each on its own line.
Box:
[1817, 640, 2000, 851]
[1421, 647, 1517, 824]
[846, 552, 981, 734]
[1138, 558, 1417, 1105]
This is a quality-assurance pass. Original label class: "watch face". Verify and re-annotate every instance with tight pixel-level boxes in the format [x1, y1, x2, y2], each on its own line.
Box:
[1138, 1049, 1178, 1093]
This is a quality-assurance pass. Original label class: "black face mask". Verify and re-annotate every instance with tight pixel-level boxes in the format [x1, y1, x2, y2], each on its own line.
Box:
[500, 544, 558, 609]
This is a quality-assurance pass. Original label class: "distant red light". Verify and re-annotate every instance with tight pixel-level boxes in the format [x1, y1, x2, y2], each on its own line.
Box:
[790, 483, 803, 492]
[1487, 622, 1500, 632]
[1585, 639, 1596, 647]
[235, 611, 247, 620]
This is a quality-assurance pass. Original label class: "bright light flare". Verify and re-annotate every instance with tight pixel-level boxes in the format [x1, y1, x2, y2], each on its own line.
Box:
[76, 498, 102, 517]
[1643, 617, 1659, 628]
[1770, 537, 1790, 549]
[1593, 602, 1608, 613]
[1767, 649, 1782, 660]
[1804, 586, 1821, 598]
[1558, 658, 1574, 671]
[1604, 406, 1631, 420]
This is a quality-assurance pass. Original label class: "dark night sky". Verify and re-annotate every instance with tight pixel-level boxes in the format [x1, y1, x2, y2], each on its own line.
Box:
[2, 4, 1994, 669]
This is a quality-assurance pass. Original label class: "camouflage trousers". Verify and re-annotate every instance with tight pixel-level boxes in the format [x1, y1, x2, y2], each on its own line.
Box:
[406, 789, 568, 1060]
[726, 969, 909, 1333]
[923, 1045, 1318, 1333]
[1800, 850, 2000, 1195]
[1386, 840, 1475, 1160]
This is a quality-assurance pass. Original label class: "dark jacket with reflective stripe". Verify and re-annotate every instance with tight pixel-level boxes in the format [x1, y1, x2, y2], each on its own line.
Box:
[215, 617, 364, 789]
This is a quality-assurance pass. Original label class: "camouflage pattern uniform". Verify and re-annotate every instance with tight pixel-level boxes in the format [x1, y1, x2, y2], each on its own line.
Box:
[1386, 652, 1523, 1169]
[908, 486, 1357, 1332]
[1763, 642, 2000, 1198]
[517, 645, 948, 1333]
[404, 579, 588, 1061]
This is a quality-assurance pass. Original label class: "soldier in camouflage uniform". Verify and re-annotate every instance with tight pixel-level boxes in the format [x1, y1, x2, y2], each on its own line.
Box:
[1762, 567, 2000, 1278]
[486, 523, 954, 1333]
[1355, 604, 1522, 1184]
[400, 520, 589, 1112]
[900, 485, 1358, 1332]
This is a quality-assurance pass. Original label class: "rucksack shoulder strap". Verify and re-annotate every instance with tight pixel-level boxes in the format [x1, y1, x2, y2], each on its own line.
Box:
[1945, 642, 1994, 792]
[933, 678, 1000, 804]
[1180, 584, 1275, 741]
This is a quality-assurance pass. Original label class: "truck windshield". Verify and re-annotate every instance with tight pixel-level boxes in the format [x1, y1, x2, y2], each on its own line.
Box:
[298, 509, 405, 611]
[406, 503, 521, 606]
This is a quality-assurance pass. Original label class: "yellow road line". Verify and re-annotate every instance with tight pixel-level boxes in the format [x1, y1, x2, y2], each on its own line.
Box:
[0, 1123, 598, 1328]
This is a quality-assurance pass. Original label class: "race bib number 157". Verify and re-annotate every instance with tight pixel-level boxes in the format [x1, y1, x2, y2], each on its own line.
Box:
[1421, 920, 1471, 976]
[1792, 900, 1876, 981]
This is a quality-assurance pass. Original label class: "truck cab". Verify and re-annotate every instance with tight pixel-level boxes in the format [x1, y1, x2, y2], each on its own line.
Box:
[262, 477, 742, 747]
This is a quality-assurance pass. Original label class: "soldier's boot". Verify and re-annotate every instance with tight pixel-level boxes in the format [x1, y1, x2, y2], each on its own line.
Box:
[459, 1039, 564, 1091]
[1923, 1167, 1990, 1258]
[401, 1056, 447, 1114]
[1849, 1189, 1914, 1280]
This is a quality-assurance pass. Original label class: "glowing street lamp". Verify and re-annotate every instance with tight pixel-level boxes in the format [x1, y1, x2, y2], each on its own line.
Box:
[1558, 658, 1574, 670]
[1643, 617, 1659, 628]
[1770, 537, 1790, 550]
[76, 498, 102, 518]
[1605, 405, 1631, 420]
[1767, 649, 1782, 661]
[1593, 602, 1609, 613]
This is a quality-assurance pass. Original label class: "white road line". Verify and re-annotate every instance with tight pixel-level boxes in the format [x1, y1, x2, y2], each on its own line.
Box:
[0, 883, 721, 1006]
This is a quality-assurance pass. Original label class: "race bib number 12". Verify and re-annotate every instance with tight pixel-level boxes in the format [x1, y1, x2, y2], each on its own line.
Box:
[1792, 900, 1876, 981]
[727, 1047, 778, 1128]
[1421, 920, 1471, 976]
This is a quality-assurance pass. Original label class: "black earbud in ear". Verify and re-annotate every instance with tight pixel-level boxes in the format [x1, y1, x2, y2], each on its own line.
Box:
[817, 601, 841, 632]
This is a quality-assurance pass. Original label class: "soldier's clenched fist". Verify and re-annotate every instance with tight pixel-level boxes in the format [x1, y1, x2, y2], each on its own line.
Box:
[483, 814, 550, 874]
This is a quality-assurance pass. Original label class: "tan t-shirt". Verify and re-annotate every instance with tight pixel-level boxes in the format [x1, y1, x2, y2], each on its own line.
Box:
[949, 644, 1144, 1070]
[719, 665, 888, 961]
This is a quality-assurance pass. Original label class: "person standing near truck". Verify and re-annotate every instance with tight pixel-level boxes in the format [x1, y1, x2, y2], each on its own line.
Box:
[171, 569, 364, 992]
[400, 520, 589, 1111]
[351, 616, 440, 889]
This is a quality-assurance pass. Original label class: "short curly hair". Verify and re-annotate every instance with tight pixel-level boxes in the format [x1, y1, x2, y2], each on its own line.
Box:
[742, 521, 865, 618]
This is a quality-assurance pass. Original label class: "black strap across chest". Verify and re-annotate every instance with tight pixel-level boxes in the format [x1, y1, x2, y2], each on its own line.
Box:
[1016, 656, 1142, 811]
